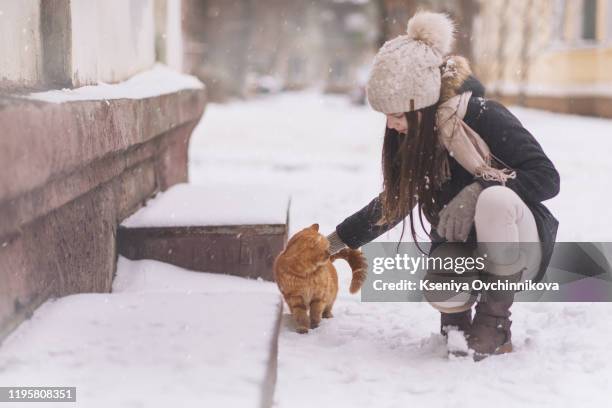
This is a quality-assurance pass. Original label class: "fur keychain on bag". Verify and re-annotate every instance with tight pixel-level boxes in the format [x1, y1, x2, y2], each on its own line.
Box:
[273, 223, 367, 333]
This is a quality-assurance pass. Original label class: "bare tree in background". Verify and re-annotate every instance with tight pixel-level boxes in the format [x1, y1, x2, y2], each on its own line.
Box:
[518, 0, 534, 106]
[375, 0, 389, 47]
[182, 0, 255, 100]
[495, 0, 510, 98]
[455, 0, 479, 61]
[375, 0, 478, 59]
[237, 0, 255, 94]
[375, 0, 418, 46]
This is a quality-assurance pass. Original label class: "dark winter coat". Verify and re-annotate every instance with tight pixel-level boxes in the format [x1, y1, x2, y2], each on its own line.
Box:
[334, 76, 560, 282]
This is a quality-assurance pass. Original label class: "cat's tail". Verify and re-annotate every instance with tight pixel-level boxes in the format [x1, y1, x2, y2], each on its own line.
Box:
[331, 248, 368, 294]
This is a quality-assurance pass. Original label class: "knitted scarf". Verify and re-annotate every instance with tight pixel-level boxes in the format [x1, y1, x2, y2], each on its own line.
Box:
[434, 91, 516, 187]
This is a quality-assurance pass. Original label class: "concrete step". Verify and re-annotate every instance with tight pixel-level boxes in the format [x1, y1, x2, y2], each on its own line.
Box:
[118, 183, 290, 281]
[0, 258, 284, 407]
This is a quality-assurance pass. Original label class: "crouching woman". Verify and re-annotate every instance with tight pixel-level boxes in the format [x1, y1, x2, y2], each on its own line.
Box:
[325, 12, 560, 360]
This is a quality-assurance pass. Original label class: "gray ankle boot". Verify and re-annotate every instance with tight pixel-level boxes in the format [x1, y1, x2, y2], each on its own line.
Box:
[440, 309, 472, 336]
[468, 272, 523, 361]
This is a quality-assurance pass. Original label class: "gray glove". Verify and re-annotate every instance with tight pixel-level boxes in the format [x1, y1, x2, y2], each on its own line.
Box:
[436, 182, 483, 242]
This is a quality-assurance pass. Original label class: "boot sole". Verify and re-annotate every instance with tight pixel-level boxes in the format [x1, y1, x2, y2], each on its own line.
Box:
[448, 350, 469, 358]
[473, 342, 513, 362]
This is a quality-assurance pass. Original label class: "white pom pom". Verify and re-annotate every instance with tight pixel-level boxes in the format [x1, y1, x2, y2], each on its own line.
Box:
[406, 11, 455, 55]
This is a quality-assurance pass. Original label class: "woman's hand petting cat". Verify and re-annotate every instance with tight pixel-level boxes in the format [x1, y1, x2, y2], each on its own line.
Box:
[436, 182, 483, 242]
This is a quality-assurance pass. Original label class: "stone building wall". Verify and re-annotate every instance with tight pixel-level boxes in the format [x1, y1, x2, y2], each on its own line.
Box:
[0, 0, 206, 341]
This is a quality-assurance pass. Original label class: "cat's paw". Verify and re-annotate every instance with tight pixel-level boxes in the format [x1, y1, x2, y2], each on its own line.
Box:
[296, 326, 309, 334]
[310, 321, 320, 329]
[322, 310, 333, 318]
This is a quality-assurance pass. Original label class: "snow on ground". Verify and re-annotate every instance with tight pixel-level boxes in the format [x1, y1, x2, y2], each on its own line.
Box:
[189, 91, 391, 240]
[112, 257, 277, 295]
[121, 183, 289, 228]
[275, 301, 612, 408]
[507, 107, 612, 241]
[0, 258, 280, 408]
[189, 91, 612, 407]
[24, 64, 203, 103]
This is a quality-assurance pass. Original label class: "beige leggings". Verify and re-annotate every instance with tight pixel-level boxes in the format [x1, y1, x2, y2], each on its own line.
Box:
[426, 186, 543, 313]
[474, 185, 542, 282]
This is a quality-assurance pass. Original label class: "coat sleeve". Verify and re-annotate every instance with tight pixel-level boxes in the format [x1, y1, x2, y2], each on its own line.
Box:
[334, 193, 407, 249]
[473, 100, 560, 203]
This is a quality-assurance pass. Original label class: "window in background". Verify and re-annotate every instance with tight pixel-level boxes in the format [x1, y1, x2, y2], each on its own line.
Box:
[581, 0, 598, 41]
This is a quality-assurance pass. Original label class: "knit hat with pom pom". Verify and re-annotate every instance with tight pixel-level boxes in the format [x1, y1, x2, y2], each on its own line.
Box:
[366, 11, 455, 114]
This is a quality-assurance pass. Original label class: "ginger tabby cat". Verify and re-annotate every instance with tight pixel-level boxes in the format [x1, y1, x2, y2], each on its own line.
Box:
[274, 223, 367, 333]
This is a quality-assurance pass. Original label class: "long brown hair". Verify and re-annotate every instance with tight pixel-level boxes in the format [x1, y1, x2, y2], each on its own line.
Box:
[377, 104, 445, 250]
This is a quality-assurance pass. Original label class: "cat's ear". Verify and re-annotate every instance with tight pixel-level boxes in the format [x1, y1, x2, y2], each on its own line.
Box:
[310, 223, 319, 232]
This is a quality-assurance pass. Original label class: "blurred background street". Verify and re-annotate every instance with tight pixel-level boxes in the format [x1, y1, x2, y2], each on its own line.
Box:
[182, 0, 612, 117]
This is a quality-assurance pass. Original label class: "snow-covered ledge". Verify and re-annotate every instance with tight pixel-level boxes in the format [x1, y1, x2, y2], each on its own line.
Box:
[118, 183, 290, 281]
[25, 64, 203, 103]
[0, 65, 207, 341]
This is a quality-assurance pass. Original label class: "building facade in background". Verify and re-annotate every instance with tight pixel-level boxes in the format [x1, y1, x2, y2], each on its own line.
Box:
[473, 0, 612, 117]
[0, 0, 182, 91]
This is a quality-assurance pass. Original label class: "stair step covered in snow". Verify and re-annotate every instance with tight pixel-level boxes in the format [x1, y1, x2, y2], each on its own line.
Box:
[118, 183, 290, 281]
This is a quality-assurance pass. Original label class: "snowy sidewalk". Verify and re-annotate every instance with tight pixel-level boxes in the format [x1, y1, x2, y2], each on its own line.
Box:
[189, 91, 612, 407]
[275, 293, 612, 407]
[0, 258, 282, 407]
